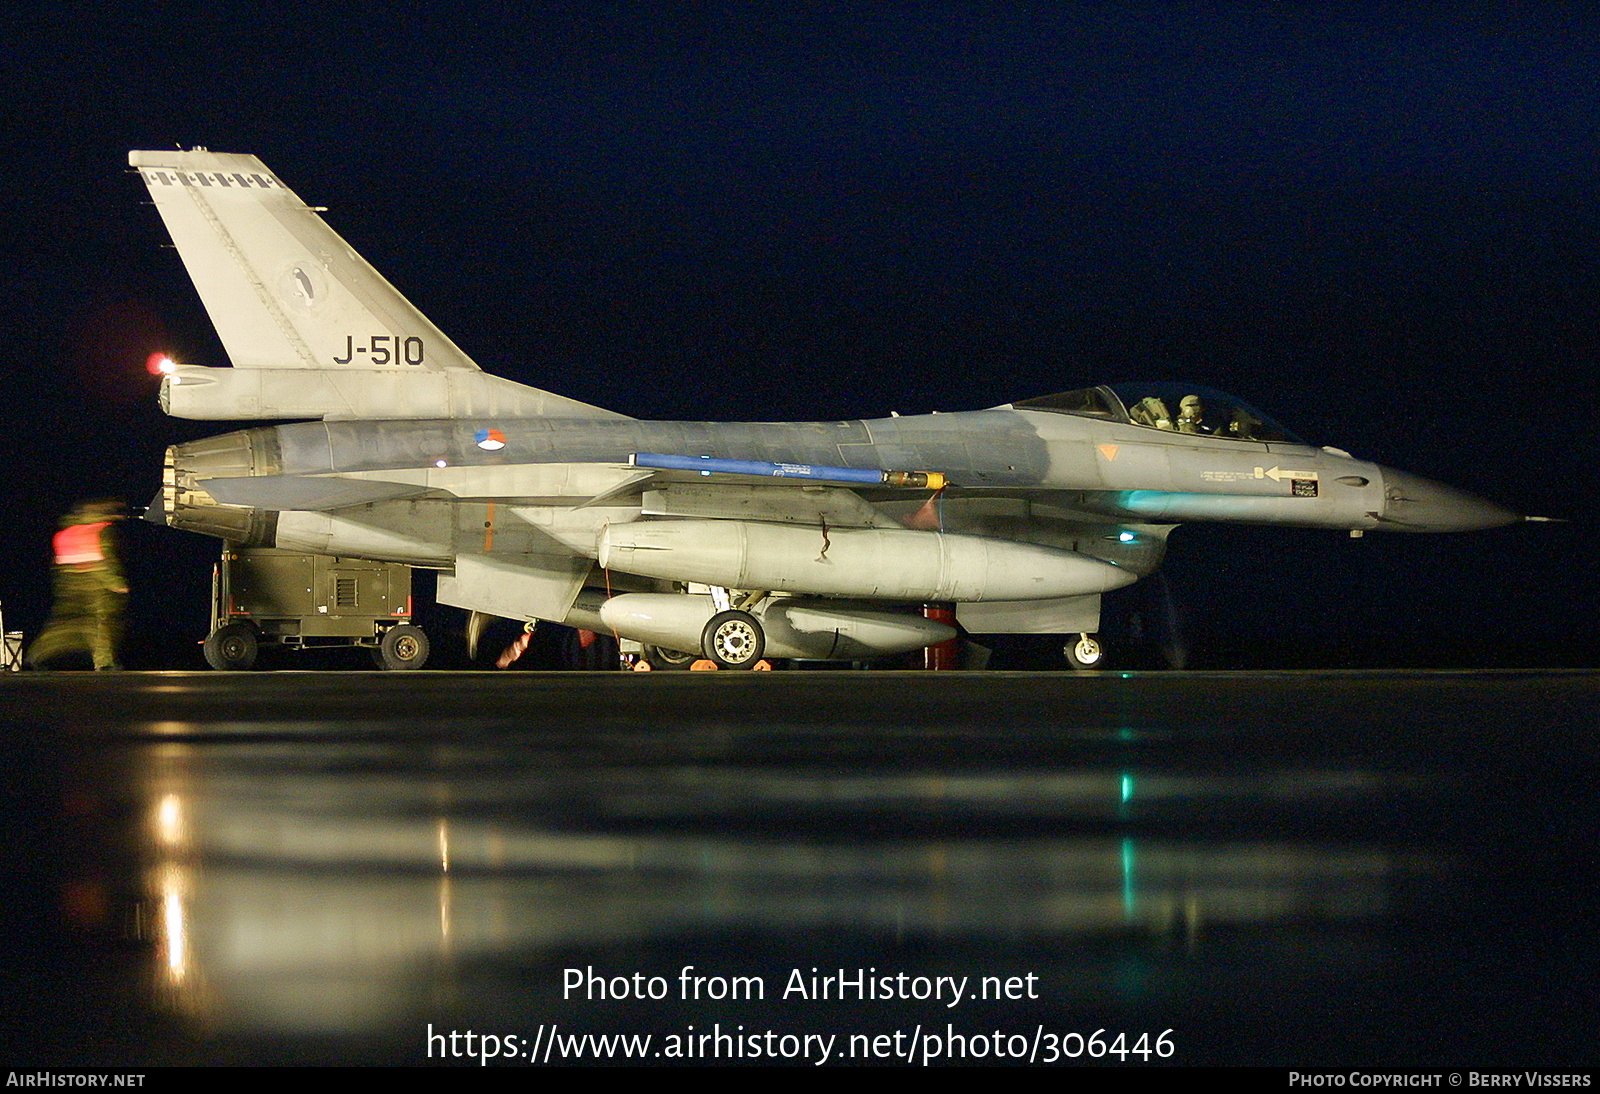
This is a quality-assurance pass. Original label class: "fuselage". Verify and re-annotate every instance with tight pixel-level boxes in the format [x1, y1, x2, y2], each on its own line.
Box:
[163, 398, 1512, 545]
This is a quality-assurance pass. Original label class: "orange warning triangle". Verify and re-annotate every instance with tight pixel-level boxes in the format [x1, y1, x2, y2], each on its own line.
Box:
[1098, 444, 1119, 461]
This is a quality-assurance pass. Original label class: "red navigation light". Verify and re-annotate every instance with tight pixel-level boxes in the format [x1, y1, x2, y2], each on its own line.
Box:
[146, 352, 177, 376]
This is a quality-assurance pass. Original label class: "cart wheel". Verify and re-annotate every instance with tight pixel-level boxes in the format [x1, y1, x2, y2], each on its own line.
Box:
[204, 623, 258, 671]
[377, 624, 429, 670]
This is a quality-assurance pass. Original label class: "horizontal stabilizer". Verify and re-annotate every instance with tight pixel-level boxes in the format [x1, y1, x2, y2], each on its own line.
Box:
[198, 476, 432, 512]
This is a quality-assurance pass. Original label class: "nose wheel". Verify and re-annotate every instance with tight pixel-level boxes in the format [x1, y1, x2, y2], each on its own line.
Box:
[701, 610, 766, 670]
[1063, 633, 1104, 670]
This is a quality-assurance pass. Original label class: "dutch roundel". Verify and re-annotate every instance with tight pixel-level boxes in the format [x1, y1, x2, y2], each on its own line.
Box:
[474, 428, 507, 451]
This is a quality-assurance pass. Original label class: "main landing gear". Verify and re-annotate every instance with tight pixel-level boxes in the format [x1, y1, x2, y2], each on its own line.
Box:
[641, 644, 698, 671]
[701, 609, 766, 669]
[691, 588, 771, 671]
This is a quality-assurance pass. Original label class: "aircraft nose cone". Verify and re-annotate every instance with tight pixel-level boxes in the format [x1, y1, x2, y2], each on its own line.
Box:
[1379, 468, 1521, 532]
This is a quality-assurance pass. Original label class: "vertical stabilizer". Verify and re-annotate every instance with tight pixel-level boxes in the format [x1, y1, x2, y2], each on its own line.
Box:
[131, 148, 480, 373]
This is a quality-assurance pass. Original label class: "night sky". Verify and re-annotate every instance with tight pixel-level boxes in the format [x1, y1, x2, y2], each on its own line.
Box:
[1, 3, 1594, 667]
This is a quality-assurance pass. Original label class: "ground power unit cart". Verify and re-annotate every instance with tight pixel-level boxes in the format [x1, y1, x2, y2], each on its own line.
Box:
[204, 547, 428, 670]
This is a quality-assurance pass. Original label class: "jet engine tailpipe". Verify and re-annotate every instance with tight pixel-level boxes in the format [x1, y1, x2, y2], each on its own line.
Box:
[161, 429, 283, 545]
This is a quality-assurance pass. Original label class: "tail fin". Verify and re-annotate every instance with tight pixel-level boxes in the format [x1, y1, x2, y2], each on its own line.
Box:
[132, 148, 627, 421]
[131, 148, 482, 372]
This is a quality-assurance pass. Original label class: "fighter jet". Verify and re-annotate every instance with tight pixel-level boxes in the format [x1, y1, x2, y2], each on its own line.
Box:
[131, 148, 1520, 669]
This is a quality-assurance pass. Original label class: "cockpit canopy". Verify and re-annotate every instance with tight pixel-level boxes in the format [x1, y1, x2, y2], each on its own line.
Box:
[1012, 383, 1306, 444]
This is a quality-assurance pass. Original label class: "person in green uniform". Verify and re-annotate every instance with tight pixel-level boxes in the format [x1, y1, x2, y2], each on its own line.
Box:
[26, 500, 128, 671]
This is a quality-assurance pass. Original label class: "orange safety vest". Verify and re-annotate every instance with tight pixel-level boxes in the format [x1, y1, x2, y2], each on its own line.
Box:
[53, 522, 109, 565]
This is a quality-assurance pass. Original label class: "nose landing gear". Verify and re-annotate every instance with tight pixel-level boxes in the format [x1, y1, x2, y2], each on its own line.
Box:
[1064, 633, 1104, 670]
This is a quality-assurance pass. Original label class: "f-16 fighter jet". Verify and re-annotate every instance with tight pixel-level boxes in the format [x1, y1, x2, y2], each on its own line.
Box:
[131, 149, 1519, 668]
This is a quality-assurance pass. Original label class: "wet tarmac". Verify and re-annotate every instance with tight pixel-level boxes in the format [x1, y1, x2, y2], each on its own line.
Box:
[0, 669, 1595, 1067]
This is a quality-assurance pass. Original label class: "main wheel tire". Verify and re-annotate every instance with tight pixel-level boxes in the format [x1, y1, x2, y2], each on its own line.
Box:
[204, 623, 259, 671]
[643, 644, 697, 671]
[377, 624, 430, 670]
[1063, 633, 1104, 670]
[701, 610, 765, 670]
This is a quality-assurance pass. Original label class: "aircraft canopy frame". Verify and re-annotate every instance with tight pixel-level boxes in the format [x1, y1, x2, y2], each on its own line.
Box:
[1013, 383, 1307, 444]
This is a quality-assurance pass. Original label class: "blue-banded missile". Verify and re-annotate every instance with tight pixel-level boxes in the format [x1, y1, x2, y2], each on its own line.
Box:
[631, 453, 945, 490]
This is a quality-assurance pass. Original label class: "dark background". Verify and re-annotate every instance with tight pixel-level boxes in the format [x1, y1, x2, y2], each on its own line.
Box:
[0, 3, 1592, 669]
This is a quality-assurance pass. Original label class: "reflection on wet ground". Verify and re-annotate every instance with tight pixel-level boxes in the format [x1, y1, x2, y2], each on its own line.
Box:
[0, 671, 1595, 1065]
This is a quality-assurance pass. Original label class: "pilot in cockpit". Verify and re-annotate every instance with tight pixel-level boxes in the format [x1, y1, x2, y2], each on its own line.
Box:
[1228, 406, 1263, 440]
[1131, 396, 1173, 430]
[1176, 394, 1207, 434]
